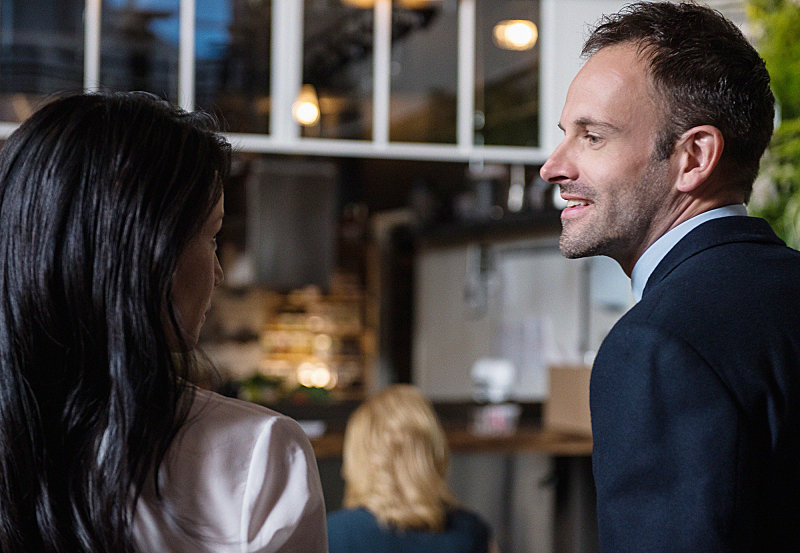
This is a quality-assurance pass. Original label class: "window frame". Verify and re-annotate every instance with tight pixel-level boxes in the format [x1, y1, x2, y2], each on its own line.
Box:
[2, 0, 554, 164]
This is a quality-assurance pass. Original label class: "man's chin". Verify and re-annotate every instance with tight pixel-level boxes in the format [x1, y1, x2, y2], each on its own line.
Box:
[560, 248, 587, 259]
[559, 233, 609, 260]
[559, 236, 591, 259]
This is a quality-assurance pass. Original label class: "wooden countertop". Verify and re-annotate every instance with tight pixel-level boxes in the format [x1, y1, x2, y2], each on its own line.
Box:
[310, 426, 592, 459]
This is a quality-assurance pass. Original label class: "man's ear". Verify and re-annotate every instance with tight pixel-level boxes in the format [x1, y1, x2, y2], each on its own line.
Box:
[674, 125, 724, 193]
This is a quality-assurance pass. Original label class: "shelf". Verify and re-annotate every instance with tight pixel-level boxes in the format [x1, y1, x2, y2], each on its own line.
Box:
[261, 352, 362, 362]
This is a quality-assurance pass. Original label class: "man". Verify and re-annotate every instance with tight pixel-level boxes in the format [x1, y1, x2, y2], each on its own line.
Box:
[540, 2, 800, 551]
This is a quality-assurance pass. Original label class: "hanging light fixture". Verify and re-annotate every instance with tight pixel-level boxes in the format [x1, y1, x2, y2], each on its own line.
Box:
[493, 20, 538, 51]
[340, 0, 441, 8]
[397, 0, 439, 7]
[292, 84, 320, 127]
[340, 0, 374, 7]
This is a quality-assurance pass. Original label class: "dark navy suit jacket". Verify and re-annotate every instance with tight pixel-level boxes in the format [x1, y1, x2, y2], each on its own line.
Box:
[591, 216, 800, 552]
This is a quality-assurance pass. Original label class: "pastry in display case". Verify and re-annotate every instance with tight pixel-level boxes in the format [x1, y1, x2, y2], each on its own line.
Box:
[257, 283, 371, 400]
[202, 275, 374, 405]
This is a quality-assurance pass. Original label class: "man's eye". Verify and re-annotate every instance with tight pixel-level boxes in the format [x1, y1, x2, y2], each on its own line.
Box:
[586, 134, 601, 144]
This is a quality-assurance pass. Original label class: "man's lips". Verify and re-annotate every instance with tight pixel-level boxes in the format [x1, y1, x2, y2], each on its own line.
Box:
[565, 199, 592, 208]
[561, 196, 593, 219]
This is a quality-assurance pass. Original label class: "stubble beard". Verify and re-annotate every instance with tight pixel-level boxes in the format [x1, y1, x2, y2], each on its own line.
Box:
[558, 156, 672, 262]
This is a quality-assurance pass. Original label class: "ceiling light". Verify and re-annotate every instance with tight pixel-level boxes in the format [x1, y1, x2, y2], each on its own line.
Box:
[398, 0, 440, 8]
[340, 0, 374, 7]
[493, 20, 538, 51]
[341, 0, 441, 8]
[292, 84, 320, 127]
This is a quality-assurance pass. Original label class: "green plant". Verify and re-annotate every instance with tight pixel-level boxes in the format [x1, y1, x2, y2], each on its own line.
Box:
[747, 0, 800, 249]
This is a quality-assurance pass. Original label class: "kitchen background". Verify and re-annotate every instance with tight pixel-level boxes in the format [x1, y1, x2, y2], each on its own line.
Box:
[0, 1, 755, 551]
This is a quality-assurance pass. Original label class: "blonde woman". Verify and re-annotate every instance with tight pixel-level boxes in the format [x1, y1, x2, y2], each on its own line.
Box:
[327, 384, 497, 553]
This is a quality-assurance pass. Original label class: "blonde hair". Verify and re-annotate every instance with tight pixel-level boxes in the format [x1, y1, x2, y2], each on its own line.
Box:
[342, 384, 459, 532]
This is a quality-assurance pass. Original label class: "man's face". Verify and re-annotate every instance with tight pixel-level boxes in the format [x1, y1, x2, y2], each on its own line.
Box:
[540, 44, 677, 275]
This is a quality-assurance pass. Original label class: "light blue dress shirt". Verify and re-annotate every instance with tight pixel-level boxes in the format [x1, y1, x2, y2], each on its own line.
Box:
[630, 204, 748, 302]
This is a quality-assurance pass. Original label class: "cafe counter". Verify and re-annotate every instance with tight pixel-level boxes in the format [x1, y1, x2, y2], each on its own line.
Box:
[310, 425, 592, 459]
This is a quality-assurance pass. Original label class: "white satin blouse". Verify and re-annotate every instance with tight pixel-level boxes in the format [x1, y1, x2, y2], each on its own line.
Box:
[134, 387, 328, 553]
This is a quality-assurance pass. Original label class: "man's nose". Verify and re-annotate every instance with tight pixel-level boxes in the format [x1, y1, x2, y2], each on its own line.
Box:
[539, 140, 575, 184]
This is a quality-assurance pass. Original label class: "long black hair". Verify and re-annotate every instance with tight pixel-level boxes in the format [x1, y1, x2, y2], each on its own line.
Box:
[0, 92, 230, 552]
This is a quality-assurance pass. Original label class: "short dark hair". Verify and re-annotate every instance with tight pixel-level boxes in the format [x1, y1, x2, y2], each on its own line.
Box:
[583, 1, 774, 201]
[0, 92, 230, 551]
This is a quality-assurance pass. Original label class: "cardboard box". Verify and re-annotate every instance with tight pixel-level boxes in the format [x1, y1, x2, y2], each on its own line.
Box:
[544, 365, 592, 436]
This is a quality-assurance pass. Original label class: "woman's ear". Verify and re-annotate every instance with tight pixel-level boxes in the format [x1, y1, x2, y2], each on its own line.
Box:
[674, 125, 724, 193]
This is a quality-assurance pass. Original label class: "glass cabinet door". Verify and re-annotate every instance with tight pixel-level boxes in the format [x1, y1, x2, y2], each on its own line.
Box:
[0, 0, 85, 122]
[195, 0, 271, 134]
[476, 0, 539, 147]
[389, 1, 458, 144]
[302, 0, 374, 140]
[189, 0, 540, 148]
[193, 0, 375, 139]
[101, 0, 180, 104]
[1, 0, 542, 156]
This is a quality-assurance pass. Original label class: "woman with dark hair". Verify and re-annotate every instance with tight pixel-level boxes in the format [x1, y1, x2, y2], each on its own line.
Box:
[0, 92, 327, 552]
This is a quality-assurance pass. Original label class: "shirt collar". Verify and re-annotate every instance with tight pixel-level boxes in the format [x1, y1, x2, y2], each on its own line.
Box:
[630, 204, 747, 302]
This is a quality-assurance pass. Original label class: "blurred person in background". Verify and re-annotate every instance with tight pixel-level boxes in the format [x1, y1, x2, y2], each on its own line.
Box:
[327, 384, 498, 553]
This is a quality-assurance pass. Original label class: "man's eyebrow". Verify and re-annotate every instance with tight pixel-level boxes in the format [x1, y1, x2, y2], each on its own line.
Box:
[571, 117, 621, 133]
